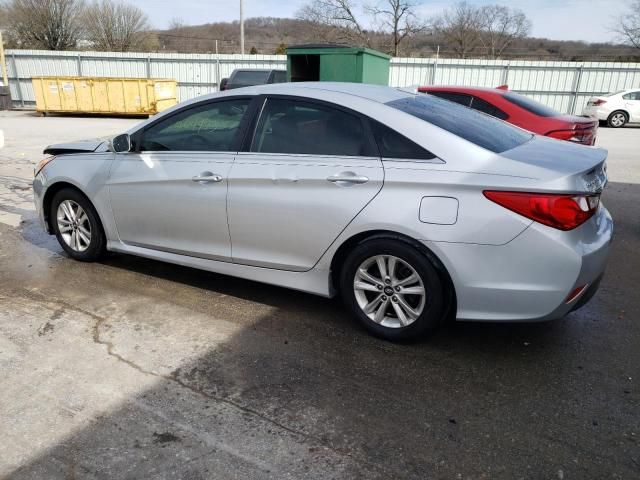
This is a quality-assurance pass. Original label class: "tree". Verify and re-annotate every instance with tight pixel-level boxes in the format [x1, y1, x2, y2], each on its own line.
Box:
[249, 46, 258, 54]
[477, 5, 531, 58]
[433, 2, 483, 58]
[366, 0, 424, 56]
[274, 42, 287, 54]
[83, 0, 157, 52]
[3, 0, 85, 50]
[612, 0, 640, 48]
[168, 17, 186, 31]
[296, 0, 370, 45]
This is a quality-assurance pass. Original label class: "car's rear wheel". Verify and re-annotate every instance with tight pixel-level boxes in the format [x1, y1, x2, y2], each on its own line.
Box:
[50, 188, 106, 261]
[607, 111, 628, 128]
[340, 238, 446, 341]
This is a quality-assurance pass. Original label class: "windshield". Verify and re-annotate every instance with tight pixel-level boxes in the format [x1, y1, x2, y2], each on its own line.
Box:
[386, 94, 532, 153]
[502, 92, 559, 117]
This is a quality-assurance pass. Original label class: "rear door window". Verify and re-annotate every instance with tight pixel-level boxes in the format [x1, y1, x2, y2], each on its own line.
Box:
[622, 91, 640, 100]
[251, 98, 371, 157]
[386, 94, 532, 153]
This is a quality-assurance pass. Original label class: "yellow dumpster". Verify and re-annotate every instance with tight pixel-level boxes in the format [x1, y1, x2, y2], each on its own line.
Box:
[32, 77, 178, 116]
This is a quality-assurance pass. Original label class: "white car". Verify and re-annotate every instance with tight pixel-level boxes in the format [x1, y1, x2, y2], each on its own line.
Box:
[583, 88, 640, 127]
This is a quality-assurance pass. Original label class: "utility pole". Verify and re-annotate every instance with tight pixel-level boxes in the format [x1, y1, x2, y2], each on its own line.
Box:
[0, 31, 8, 88]
[239, 0, 245, 55]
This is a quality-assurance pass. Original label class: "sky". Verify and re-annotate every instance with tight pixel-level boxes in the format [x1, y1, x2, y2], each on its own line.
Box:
[134, 0, 629, 44]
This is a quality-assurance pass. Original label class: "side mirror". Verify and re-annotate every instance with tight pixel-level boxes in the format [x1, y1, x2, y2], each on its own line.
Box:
[112, 133, 131, 153]
[220, 78, 228, 91]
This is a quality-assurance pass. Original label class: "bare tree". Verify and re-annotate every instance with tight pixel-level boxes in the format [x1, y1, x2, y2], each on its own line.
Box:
[366, 0, 424, 56]
[4, 0, 85, 50]
[477, 5, 531, 58]
[612, 0, 640, 48]
[83, 0, 157, 51]
[296, 0, 370, 45]
[168, 17, 186, 31]
[433, 2, 483, 58]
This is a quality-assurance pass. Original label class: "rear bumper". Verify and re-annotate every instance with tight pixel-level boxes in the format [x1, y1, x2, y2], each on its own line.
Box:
[427, 205, 613, 322]
[582, 106, 610, 121]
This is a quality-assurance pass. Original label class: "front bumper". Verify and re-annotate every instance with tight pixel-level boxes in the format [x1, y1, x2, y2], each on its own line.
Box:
[427, 205, 613, 322]
[33, 171, 50, 233]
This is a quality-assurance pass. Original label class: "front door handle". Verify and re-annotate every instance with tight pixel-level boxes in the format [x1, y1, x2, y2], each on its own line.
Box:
[327, 172, 369, 185]
[192, 172, 223, 183]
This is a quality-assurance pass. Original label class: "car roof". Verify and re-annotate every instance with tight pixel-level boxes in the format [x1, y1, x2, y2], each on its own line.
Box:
[202, 82, 412, 104]
[420, 85, 507, 95]
[231, 69, 282, 73]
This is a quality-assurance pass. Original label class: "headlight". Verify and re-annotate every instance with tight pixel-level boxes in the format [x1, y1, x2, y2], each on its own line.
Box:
[35, 155, 55, 176]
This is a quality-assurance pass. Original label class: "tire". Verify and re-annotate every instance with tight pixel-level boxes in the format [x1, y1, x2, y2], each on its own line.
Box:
[340, 238, 446, 342]
[50, 188, 106, 261]
[607, 111, 628, 128]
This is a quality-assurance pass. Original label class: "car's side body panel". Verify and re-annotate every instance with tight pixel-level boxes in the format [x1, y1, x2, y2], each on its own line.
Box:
[33, 152, 116, 237]
[107, 151, 235, 261]
[228, 152, 384, 271]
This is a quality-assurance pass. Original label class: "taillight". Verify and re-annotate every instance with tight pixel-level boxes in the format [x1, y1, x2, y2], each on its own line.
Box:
[546, 129, 593, 145]
[591, 99, 606, 106]
[483, 191, 600, 231]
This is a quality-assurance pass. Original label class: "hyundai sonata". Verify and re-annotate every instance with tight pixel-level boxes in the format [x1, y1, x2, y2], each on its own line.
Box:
[33, 82, 612, 341]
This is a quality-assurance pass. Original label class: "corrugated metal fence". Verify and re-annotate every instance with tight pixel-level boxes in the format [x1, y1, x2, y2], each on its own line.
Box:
[6, 49, 640, 114]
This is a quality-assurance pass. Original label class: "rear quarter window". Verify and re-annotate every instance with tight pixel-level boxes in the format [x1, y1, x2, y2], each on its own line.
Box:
[386, 95, 531, 153]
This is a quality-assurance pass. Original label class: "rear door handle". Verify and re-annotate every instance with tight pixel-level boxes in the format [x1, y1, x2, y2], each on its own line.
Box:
[327, 172, 369, 185]
[192, 172, 223, 183]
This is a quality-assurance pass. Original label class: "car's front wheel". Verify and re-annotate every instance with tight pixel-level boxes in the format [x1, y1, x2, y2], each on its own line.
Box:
[607, 111, 628, 128]
[50, 188, 106, 261]
[340, 238, 446, 341]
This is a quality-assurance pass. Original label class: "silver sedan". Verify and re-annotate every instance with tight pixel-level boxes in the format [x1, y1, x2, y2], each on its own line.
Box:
[33, 82, 613, 341]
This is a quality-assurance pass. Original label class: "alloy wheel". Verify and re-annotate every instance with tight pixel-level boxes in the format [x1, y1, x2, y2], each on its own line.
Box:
[611, 113, 626, 127]
[56, 200, 92, 252]
[353, 254, 427, 328]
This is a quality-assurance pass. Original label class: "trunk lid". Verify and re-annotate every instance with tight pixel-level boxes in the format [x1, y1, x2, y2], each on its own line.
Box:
[556, 114, 599, 130]
[500, 135, 608, 194]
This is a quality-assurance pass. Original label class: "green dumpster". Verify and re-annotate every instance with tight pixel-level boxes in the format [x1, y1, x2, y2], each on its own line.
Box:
[286, 44, 390, 86]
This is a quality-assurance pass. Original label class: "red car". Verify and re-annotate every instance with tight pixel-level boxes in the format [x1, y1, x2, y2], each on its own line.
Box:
[418, 85, 598, 145]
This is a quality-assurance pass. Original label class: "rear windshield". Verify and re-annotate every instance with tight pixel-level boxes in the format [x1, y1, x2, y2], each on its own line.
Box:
[230, 70, 271, 86]
[386, 94, 532, 153]
[502, 92, 559, 117]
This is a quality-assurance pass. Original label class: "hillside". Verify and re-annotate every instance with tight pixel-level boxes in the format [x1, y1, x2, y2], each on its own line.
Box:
[155, 17, 640, 61]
